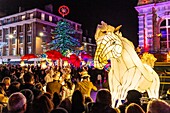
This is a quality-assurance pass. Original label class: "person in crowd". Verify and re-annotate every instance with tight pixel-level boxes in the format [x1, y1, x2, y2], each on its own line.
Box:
[62, 79, 75, 100]
[85, 96, 93, 105]
[44, 68, 54, 84]
[32, 95, 54, 113]
[44, 92, 53, 100]
[35, 82, 45, 93]
[147, 99, 170, 113]
[118, 90, 142, 113]
[46, 71, 62, 95]
[6, 81, 20, 96]
[2, 77, 11, 91]
[59, 98, 72, 113]
[7, 92, 27, 113]
[50, 107, 68, 113]
[71, 90, 85, 113]
[87, 89, 120, 113]
[20, 72, 42, 99]
[53, 92, 62, 109]
[20, 89, 34, 113]
[9, 69, 18, 82]
[0, 86, 8, 106]
[125, 103, 145, 113]
[75, 72, 97, 97]
[39, 69, 46, 85]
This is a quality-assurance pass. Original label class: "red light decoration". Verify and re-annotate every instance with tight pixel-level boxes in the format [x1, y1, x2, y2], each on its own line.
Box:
[58, 5, 70, 17]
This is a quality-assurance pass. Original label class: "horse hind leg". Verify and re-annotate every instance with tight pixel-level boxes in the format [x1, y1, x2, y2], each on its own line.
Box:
[147, 76, 160, 99]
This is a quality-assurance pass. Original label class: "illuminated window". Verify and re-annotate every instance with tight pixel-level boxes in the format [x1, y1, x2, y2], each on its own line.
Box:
[89, 46, 92, 52]
[13, 30, 16, 34]
[5, 48, 9, 56]
[49, 16, 52, 22]
[41, 13, 45, 20]
[22, 15, 25, 20]
[30, 13, 34, 19]
[19, 48, 23, 56]
[83, 37, 86, 42]
[12, 48, 16, 55]
[88, 38, 92, 43]
[28, 46, 31, 54]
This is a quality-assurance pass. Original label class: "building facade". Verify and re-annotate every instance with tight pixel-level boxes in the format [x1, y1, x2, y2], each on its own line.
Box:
[82, 36, 96, 56]
[0, 8, 82, 59]
[135, 0, 170, 53]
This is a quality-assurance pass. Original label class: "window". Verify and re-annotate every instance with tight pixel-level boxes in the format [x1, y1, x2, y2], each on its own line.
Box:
[5, 38, 8, 45]
[160, 20, 166, 26]
[19, 36, 23, 43]
[22, 15, 26, 20]
[0, 30, 2, 37]
[41, 13, 45, 20]
[83, 37, 86, 42]
[14, 17, 18, 22]
[27, 35, 32, 43]
[88, 38, 92, 43]
[12, 38, 15, 44]
[49, 16, 52, 22]
[89, 46, 92, 52]
[13, 30, 16, 34]
[19, 48, 23, 56]
[12, 48, 16, 55]
[28, 46, 31, 54]
[43, 26, 46, 31]
[7, 18, 11, 23]
[30, 13, 34, 19]
[5, 48, 9, 56]
[27, 24, 32, 31]
[19, 26, 23, 32]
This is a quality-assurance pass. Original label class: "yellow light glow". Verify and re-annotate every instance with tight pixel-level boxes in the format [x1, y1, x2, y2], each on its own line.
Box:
[39, 32, 44, 37]
[63, 61, 69, 66]
[20, 60, 25, 67]
[41, 60, 47, 69]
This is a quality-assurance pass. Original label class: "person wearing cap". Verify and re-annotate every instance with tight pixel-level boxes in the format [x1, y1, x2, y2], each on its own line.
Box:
[7, 92, 27, 113]
[75, 69, 97, 97]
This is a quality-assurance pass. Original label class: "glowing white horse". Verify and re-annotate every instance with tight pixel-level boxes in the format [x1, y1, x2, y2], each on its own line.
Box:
[94, 21, 160, 107]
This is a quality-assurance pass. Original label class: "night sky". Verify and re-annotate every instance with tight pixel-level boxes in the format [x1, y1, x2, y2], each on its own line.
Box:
[0, 0, 139, 47]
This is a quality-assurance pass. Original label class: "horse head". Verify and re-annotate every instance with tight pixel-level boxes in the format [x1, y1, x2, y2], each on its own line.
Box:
[94, 21, 123, 69]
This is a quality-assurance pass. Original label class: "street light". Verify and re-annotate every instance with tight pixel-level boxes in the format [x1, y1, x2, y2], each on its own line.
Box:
[39, 32, 44, 37]
[9, 34, 13, 38]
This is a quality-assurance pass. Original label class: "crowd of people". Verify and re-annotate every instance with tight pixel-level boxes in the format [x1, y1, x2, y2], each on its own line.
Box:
[0, 64, 169, 113]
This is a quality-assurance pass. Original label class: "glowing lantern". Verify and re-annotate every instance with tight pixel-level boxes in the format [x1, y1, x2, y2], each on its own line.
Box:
[94, 21, 160, 107]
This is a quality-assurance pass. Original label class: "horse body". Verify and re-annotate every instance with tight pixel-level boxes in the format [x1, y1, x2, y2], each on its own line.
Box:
[94, 21, 160, 108]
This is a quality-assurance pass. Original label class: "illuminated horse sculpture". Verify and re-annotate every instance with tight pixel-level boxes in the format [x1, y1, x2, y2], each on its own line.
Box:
[94, 21, 160, 107]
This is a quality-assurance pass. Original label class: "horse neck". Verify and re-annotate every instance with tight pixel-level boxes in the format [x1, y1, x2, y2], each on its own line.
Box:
[121, 37, 144, 67]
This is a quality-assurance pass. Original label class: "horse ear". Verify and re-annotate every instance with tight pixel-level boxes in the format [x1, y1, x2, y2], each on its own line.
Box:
[101, 21, 107, 26]
[115, 25, 122, 32]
